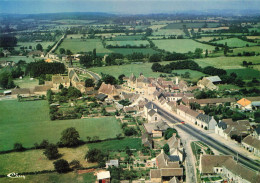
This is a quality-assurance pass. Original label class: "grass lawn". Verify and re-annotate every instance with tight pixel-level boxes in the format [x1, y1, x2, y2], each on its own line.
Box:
[195, 56, 260, 69]
[0, 145, 96, 175]
[213, 38, 258, 48]
[110, 48, 158, 55]
[152, 39, 215, 53]
[106, 40, 149, 47]
[56, 38, 112, 55]
[13, 77, 39, 88]
[0, 56, 35, 63]
[0, 100, 122, 151]
[218, 84, 241, 90]
[226, 68, 260, 80]
[88, 138, 142, 151]
[0, 172, 96, 183]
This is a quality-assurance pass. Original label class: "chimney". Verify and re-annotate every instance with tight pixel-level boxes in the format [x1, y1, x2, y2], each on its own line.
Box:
[176, 77, 179, 85]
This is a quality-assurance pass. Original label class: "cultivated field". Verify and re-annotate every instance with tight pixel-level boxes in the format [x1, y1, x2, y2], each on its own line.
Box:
[0, 100, 122, 151]
[213, 38, 258, 47]
[56, 38, 112, 55]
[106, 40, 149, 47]
[152, 39, 215, 53]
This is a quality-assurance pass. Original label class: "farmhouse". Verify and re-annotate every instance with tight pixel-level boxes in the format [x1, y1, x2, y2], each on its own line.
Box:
[236, 97, 260, 111]
[52, 75, 70, 90]
[98, 82, 119, 99]
[242, 135, 260, 157]
[97, 171, 111, 183]
[167, 135, 184, 162]
[197, 76, 221, 90]
[191, 98, 236, 107]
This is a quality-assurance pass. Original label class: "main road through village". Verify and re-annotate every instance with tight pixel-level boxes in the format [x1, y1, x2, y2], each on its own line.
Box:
[153, 102, 260, 172]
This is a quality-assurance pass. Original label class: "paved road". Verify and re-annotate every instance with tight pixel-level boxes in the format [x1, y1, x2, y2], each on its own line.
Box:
[153, 102, 260, 172]
[73, 67, 101, 81]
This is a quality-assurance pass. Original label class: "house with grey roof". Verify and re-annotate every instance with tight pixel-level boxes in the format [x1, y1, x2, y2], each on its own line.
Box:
[253, 126, 260, 140]
[141, 133, 153, 149]
[105, 159, 119, 168]
[167, 135, 184, 162]
[144, 102, 162, 123]
[242, 135, 260, 157]
[196, 113, 217, 130]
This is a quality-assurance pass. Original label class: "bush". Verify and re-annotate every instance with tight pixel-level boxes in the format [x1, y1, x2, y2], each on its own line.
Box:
[85, 148, 105, 163]
[123, 127, 137, 136]
[13, 143, 25, 152]
[163, 144, 170, 155]
[53, 159, 71, 173]
[60, 127, 80, 147]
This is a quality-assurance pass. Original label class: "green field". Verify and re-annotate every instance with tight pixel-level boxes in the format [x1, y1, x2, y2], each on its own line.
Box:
[88, 138, 142, 151]
[195, 56, 260, 69]
[56, 38, 112, 55]
[0, 172, 95, 183]
[112, 35, 143, 41]
[0, 100, 122, 151]
[110, 48, 158, 55]
[226, 68, 260, 79]
[163, 22, 220, 29]
[152, 39, 215, 53]
[0, 56, 35, 63]
[213, 38, 258, 48]
[172, 69, 205, 81]
[15, 41, 54, 50]
[106, 40, 149, 47]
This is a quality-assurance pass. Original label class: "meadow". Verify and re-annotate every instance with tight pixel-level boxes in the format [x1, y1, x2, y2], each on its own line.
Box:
[152, 39, 215, 53]
[229, 46, 260, 55]
[0, 172, 95, 183]
[106, 40, 149, 47]
[0, 100, 122, 151]
[56, 38, 112, 55]
[0, 145, 96, 174]
[172, 69, 205, 81]
[0, 56, 35, 63]
[112, 35, 143, 41]
[15, 41, 54, 50]
[195, 56, 260, 69]
[226, 68, 260, 80]
[213, 38, 258, 48]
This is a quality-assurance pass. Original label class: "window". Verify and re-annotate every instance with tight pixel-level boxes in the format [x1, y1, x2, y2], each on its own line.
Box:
[155, 117, 157, 121]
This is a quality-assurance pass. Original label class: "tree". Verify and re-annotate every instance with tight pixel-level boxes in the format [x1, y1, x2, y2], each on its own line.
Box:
[149, 54, 161, 62]
[0, 35, 17, 47]
[43, 144, 60, 160]
[93, 49, 96, 58]
[36, 43, 43, 51]
[79, 54, 93, 68]
[13, 143, 25, 151]
[53, 159, 71, 173]
[85, 78, 95, 87]
[194, 48, 203, 58]
[164, 128, 178, 140]
[254, 110, 260, 123]
[85, 148, 105, 163]
[205, 49, 208, 57]
[59, 83, 64, 89]
[59, 48, 66, 54]
[163, 144, 169, 155]
[60, 127, 80, 147]
[101, 74, 117, 85]
[69, 160, 81, 169]
[66, 49, 73, 55]
[67, 87, 82, 99]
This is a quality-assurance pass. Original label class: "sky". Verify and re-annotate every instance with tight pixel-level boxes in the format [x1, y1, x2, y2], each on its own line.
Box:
[0, 0, 260, 14]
